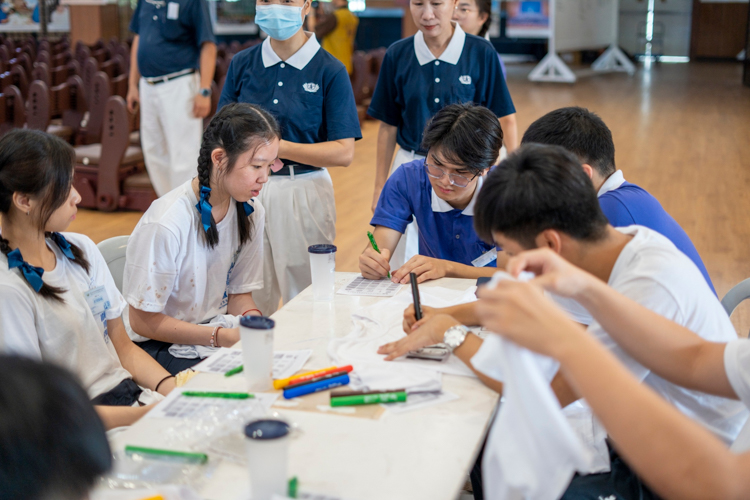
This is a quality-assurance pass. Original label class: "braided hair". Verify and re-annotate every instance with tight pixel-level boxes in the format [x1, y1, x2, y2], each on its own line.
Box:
[0, 129, 90, 301]
[195, 103, 281, 249]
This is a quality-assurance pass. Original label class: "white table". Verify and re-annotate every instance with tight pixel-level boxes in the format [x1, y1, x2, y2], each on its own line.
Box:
[109, 273, 499, 500]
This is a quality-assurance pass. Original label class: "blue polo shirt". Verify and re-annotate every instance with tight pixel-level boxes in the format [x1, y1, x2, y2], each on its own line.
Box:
[129, 0, 215, 78]
[218, 35, 362, 170]
[368, 23, 515, 154]
[598, 171, 716, 295]
[371, 159, 496, 267]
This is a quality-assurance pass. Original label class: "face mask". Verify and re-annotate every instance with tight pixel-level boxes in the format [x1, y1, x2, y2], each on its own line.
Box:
[255, 4, 305, 41]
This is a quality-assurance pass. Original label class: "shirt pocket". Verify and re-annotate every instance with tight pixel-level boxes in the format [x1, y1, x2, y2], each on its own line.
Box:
[451, 81, 476, 105]
[289, 88, 325, 136]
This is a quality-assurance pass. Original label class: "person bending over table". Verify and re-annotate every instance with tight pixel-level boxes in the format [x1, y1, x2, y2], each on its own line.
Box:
[471, 249, 750, 500]
[377, 144, 747, 500]
[360, 103, 504, 285]
[0, 130, 175, 430]
[124, 104, 277, 374]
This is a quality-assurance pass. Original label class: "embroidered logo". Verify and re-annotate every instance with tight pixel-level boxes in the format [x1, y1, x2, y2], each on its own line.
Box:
[459, 75, 472, 85]
[303, 83, 320, 93]
[598, 496, 616, 500]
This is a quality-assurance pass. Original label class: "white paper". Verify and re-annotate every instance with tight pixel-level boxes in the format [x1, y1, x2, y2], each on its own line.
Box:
[192, 347, 312, 379]
[337, 276, 402, 297]
[146, 389, 279, 420]
[382, 391, 459, 414]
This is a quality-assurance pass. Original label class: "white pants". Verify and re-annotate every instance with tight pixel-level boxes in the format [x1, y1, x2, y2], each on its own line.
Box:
[139, 73, 203, 197]
[253, 169, 337, 316]
[388, 148, 423, 269]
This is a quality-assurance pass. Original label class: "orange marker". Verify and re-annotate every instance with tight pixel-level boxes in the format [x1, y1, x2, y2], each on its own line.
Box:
[273, 365, 337, 390]
[286, 365, 353, 388]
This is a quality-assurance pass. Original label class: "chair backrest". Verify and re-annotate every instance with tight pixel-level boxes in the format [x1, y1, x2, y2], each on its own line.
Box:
[721, 278, 750, 316]
[96, 235, 129, 292]
[26, 79, 50, 131]
[2, 85, 25, 130]
[32, 61, 50, 87]
[10, 65, 28, 97]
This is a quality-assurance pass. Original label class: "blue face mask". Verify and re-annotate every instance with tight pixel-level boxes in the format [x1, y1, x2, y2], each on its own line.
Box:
[255, 4, 305, 41]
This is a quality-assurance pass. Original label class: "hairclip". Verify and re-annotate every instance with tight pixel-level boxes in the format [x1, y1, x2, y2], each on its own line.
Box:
[195, 185, 213, 232]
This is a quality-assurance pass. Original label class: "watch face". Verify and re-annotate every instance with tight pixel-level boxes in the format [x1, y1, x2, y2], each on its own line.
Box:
[200, 89, 211, 97]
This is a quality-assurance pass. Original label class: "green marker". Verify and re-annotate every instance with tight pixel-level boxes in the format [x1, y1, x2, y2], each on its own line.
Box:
[125, 445, 208, 464]
[330, 391, 407, 406]
[224, 365, 244, 377]
[182, 391, 253, 399]
[367, 231, 391, 279]
[288, 476, 298, 498]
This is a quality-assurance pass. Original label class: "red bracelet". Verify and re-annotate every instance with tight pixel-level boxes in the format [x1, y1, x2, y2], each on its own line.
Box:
[242, 308, 262, 316]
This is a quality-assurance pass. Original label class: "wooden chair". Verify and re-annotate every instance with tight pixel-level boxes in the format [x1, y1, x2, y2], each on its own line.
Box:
[73, 95, 151, 211]
[51, 60, 80, 87]
[0, 66, 28, 99]
[26, 76, 86, 142]
[9, 52, 33, 83]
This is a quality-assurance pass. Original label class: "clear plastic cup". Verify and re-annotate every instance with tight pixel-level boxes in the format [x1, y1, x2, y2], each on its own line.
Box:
[245, 419, 290, 500]
[308, 244, 337, 301]
[239, 316, 274, 392]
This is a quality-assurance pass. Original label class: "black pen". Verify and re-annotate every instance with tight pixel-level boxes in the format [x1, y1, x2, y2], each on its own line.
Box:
[410, 272, 422, 321]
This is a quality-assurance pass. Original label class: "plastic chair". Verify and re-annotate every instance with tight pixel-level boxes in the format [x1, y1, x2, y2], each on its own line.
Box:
[96, 235, 129, 292]
[721, 278, 750, 316]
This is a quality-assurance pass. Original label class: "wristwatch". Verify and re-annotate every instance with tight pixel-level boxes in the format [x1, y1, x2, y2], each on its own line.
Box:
[199, 87, 212, 98]
[443, 325, 470, 352]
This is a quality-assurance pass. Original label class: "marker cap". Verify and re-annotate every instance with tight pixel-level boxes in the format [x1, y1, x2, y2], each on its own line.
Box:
[308, 244, 337, 254]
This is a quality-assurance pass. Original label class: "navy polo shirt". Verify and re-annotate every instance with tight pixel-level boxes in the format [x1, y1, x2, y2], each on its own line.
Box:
[218, 35, 362, 170]
[130, 0, 215, 78]
[368, 23, 515, 154]
[371, 158, 496, 267]
[598, 172, 717, 296]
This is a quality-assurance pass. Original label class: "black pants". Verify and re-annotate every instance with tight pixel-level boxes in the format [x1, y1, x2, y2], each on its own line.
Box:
[470, 441, 659, 500]
[135, 339, 202, 375]
[92, 378, 143, 406]
[561, 442, 661, 500]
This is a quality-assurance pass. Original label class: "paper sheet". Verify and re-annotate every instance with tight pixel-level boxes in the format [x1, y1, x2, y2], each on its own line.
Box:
[193, 348, 313, 379]
[328, 286, 479, 394]
[382, 391, 460, 414]
[337, 276, 403, 297]
[146, 388, 279, 420]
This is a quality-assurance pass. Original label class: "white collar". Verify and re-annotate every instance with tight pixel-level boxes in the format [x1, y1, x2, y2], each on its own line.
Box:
[597, 169, 626, 197]
[431, 174, 484, 216]
[261, 32, 320, 70]
[414, 22, 466, 66]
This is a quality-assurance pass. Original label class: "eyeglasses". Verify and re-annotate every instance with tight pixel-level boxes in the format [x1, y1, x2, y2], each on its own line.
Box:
[424, 162, 477, 188]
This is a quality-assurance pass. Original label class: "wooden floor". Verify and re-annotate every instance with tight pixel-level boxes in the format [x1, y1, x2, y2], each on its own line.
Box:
[69, 61, 750, 334]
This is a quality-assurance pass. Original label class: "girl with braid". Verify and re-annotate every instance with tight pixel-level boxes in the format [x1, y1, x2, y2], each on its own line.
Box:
[123, 103, 280, 374]
[0, 129, 175, 430]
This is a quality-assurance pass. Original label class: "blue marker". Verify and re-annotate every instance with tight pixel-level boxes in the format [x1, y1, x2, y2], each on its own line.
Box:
[283, 374, 350, 399]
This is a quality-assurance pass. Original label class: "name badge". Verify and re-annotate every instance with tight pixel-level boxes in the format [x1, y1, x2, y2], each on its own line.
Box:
[167, 2, 179, 19]
[471, 248, 498, 268]
[84, 285, 111, 341]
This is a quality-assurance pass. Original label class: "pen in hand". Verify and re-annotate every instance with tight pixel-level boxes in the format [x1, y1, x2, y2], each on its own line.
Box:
[367, 231, 391, 279]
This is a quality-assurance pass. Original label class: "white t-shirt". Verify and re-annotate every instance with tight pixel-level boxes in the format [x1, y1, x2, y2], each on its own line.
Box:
[723, 340, 750, 452]
[0, 233, 133, 399]
[123, 180, 265, 342]
[573, 226, 749, 465]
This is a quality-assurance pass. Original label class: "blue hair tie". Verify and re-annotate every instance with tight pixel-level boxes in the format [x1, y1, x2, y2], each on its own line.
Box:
[7, 248, 45, 293]
[195, 185, 213, 232]
[49, 232, 75, 260]
[242, 201, 254, 217]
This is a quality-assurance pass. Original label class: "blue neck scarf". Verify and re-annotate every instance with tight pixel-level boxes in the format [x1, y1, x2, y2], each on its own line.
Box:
[8, 248, 45, 292]
[242, 201, 254, 217]
[49, 232, 76, 260]
[195, 185, 213, 232]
